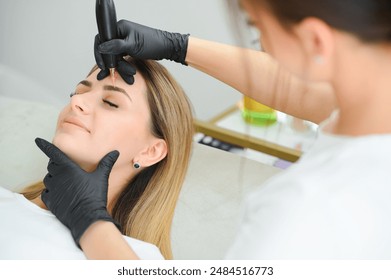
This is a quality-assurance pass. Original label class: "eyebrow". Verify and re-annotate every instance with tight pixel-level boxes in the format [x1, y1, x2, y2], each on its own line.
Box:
[78, 80, 92, 87]
[77, 80, 132, 102]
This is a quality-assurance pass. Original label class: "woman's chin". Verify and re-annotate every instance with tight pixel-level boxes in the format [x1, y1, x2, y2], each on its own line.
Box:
[51, 138, 97, 172]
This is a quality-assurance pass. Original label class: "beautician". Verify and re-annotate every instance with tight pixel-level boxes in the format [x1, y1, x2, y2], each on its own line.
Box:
[37, 0, 391, 259]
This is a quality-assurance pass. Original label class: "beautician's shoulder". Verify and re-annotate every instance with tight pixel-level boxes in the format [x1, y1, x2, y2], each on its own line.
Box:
[227, 133, 391, 259]
[122, 236, 165, 260]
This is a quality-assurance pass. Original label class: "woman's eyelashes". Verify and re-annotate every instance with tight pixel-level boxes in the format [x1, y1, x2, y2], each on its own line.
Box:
[69, 90, 119, 108]
[103, 99, 119, 108]
[69, 92, 79, 98]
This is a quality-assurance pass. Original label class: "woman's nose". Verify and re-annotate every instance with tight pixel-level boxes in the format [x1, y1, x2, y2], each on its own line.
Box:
[70, 92, 91, 114]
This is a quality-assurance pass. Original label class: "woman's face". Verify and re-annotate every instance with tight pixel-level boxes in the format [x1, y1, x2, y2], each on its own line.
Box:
[241, 0, 307, 77]
[52, 68, 154, 172]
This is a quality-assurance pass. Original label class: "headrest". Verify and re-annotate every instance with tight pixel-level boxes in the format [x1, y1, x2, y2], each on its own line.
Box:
[0, 96, 59, 191]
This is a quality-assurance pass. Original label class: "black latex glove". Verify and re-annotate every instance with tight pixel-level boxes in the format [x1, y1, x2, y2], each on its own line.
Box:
[35, 138, 120, 247]
[95, 35, 137, 85]
[94, 19, 190, 84]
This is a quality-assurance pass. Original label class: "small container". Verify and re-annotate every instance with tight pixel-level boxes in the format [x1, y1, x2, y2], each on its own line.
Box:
[241, 96, 277, 126]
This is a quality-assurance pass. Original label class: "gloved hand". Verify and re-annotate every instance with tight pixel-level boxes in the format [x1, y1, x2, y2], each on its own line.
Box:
[94, 37, 137, 85]
[35, 138, 120, 247]
[94, 19, 190, 84]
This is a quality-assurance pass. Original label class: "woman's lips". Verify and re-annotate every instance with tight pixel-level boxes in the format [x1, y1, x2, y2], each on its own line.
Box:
[63, 117, 91, 133]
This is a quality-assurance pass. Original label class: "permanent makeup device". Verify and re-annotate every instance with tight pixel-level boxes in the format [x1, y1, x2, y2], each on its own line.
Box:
[96, 0, 118, 84]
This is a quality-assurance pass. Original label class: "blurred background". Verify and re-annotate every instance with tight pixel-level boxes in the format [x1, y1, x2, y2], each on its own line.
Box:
[0, 0, 243, 120]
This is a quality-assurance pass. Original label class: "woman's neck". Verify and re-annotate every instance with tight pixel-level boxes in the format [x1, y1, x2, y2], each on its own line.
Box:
[331, 41, 391, 136]
[29, 164, 134, 215]
[31, 196, 48, 210]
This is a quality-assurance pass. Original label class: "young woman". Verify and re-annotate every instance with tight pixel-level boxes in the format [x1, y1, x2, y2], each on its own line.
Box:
[0, 57, 194, 259]
[44, 0, 391, 259]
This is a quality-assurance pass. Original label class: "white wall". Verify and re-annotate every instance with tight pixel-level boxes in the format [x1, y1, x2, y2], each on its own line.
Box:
[0, 0, 242, 120]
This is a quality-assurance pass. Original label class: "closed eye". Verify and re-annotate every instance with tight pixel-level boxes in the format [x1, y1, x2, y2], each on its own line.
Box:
[103, 99, 118, 108]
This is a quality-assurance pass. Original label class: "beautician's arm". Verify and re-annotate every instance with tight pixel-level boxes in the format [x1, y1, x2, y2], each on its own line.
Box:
[95, 20, 337, 124]
[186, 37, 336, 124]
[80, 221, 139, 259]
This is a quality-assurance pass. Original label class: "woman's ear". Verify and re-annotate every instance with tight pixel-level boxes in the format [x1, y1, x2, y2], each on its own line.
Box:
[136, 139, 167, 168]
[293, 17, 335, 80]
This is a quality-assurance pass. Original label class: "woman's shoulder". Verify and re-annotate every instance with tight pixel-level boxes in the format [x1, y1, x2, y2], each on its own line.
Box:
[122, 236, 164, 260]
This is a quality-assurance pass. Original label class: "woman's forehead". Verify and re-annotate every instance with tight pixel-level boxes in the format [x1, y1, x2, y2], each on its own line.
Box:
[87, 68, 147, 92]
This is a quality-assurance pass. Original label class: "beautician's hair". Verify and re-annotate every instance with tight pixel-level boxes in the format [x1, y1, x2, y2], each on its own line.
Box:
[22, 57, 194, 259]
[249, 0, 391, 42]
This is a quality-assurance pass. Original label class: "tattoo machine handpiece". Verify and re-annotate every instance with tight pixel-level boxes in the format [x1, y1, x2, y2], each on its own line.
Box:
[96, 0, 118, 84]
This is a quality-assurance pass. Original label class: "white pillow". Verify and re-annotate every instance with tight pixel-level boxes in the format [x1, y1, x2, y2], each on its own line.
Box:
[0, 96, 60, 191]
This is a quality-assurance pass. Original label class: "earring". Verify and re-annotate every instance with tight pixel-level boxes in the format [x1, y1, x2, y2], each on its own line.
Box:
[314, 55, 324, 65]
[133, 162, 141, 169]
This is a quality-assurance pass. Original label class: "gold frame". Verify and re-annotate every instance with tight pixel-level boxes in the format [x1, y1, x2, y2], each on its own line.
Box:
[194, 105, 301, 162]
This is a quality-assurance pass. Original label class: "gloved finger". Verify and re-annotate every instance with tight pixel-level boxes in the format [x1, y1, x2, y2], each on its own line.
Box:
[35, 138, 76, 171]
[42, 172, 53, 191]
[116, 19, 132, 37]
[94, 34, 106, 70]
[116, 19, 142, 38]
[117, 69, 135, 85]
[98, 39, 128, 55]
[46, 159, 57, 174]
[35, 138, 71, 165]
[97, 68, 110, 81]
[118, 59, 136, 75]
[46, 159, 66, 176]
[41, 186, 51, 209]
[117, 61, 136, 85]
[96, 150, 120, 178]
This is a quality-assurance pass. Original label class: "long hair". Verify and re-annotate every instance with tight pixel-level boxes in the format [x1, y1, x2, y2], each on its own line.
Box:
[21, 58, 194, 259]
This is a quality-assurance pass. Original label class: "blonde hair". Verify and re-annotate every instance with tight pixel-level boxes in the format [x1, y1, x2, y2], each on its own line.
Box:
[22, 58, 194, 259]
